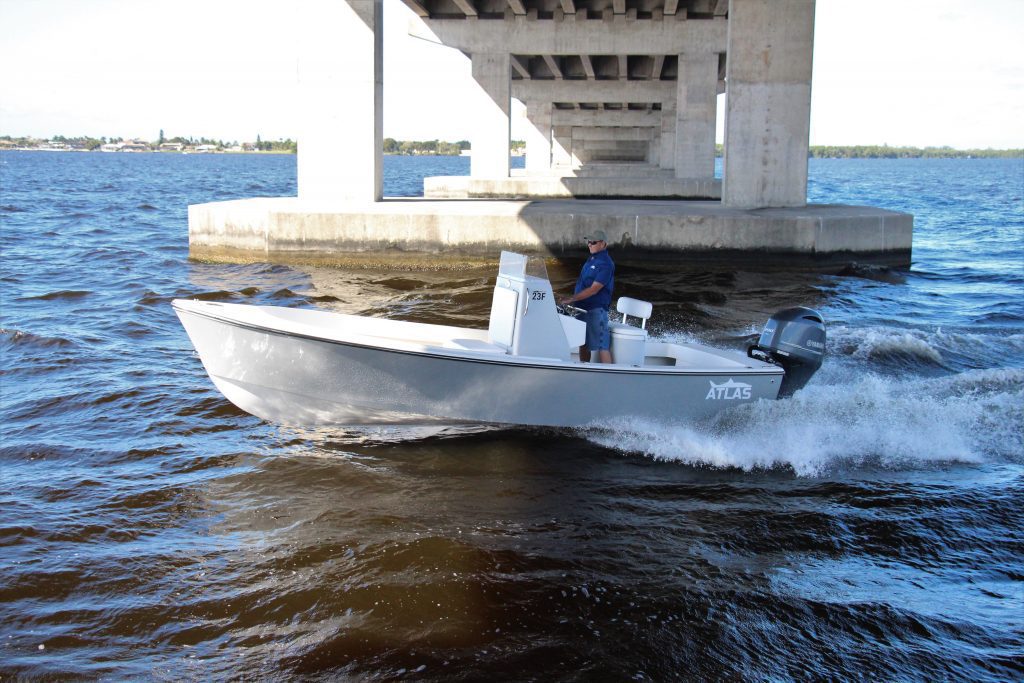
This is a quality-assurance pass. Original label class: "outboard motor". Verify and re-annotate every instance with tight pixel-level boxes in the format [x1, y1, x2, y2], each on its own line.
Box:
[748, 307, 826, 397]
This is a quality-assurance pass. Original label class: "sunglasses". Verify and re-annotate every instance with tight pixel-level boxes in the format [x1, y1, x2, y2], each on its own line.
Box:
[587, 240, 603, 246]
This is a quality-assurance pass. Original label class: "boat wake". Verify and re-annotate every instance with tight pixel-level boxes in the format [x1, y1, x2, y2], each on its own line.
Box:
[828, 324, 1024, 371]
[582, 367, 1024, 476]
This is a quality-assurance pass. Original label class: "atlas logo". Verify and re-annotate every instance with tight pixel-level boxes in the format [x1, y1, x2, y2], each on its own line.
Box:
[705, 379, 753, 400]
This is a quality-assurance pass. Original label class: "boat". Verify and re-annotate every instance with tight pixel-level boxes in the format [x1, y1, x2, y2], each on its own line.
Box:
[173, 252, 826, 428]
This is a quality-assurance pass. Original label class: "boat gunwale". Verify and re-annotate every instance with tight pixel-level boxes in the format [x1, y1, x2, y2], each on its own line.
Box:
[173, 299, 784, 378]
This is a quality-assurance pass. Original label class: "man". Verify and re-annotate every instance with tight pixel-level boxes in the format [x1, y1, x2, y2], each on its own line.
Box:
[559, 230, 615, 363]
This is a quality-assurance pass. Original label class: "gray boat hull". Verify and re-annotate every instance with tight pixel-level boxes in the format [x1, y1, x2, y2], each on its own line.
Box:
[174, 301, 784, 428]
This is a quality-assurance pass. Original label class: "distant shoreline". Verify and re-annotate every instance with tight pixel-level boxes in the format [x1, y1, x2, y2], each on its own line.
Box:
[1, 138, 1020, 159]
[0, 148, 295, 155]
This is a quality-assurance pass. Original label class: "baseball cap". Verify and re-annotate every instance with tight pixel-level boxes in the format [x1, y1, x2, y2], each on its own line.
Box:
[584, 230, 607, 242]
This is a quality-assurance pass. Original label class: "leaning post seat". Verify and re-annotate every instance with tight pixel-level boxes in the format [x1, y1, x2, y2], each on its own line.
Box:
[610, 297, 653, 366]
[615, 296, 653, 329]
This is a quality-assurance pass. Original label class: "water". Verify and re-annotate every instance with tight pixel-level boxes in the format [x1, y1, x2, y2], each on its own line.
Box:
[1, 151, 1022, 679]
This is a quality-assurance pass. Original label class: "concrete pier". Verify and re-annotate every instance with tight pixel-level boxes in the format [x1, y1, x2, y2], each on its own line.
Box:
[189, 197, 912, 269]
[188, 0, 913, 270]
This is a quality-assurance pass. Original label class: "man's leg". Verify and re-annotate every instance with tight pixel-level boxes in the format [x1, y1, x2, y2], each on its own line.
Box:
[581, 308, 601, 363]
[595, 308, 612, 364]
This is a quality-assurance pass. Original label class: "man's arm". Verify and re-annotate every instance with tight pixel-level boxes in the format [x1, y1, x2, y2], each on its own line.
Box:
[561, 281, 604, 305]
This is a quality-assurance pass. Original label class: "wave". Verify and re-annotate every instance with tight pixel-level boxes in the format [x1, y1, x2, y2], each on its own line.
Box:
[139, 286, 289, 306]
[257, 264, 295, 275]
[278, 423, 501, 448]
[975, 311, 1024, 324]
[1, 328, 75, 348]
[836, 262, 907, 284]
[139, 289, 237, 305]
[582, 368, 1024, 476]
[832, 326, 944, 366]
[376, 277, 425, 291]
[19, 290, 92, 301]
[828, 325, 1024, 371]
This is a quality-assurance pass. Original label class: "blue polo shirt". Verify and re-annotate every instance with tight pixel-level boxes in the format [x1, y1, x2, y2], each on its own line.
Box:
[574, 249, 615, 311]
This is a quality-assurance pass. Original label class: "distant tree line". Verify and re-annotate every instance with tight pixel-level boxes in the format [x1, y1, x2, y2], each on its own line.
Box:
[710, 144, 1020, 159]
[0, 134, 297, 153]
[252, 135, 297, 153]
[806, 145, 1021, 159]
[10, 134, 107, 151]
[384, 138, 467, 155]
[382, 138, 526, 156]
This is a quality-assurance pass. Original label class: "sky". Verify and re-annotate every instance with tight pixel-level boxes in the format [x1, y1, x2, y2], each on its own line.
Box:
[0, 0, 1021, 148]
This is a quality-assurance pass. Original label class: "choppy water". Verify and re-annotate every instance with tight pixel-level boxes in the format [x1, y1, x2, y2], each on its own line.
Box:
[1, 151, 1022, 680]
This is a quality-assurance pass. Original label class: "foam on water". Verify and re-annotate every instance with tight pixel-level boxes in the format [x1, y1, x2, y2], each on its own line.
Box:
[584, 367, 1024, 476]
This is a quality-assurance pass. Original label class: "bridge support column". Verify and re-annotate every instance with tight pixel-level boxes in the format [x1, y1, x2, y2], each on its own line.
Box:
[297, 0, 382, 202]
[723, 0, 815, 207]
[552, 126, 573, 170]
[659, 104, 676, 172]
[470, 52, 511, 179]
[524, 101, 553, 175]
[674, 52, 718, 179]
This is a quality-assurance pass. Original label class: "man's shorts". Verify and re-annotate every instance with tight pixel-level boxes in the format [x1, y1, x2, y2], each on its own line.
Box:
[583, 307, 610, 351]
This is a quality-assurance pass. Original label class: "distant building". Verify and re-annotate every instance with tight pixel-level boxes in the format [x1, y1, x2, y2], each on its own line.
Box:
[160, 142, 184, 152]
[195, 144, 218, 153]
[100, 143, 123, 152]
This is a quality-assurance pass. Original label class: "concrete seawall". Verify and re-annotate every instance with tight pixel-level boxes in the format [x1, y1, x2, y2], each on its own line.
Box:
[188, 197, 913, 270]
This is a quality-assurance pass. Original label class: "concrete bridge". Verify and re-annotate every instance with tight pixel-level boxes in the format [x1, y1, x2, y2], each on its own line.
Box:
[189, 0, 913, 269]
